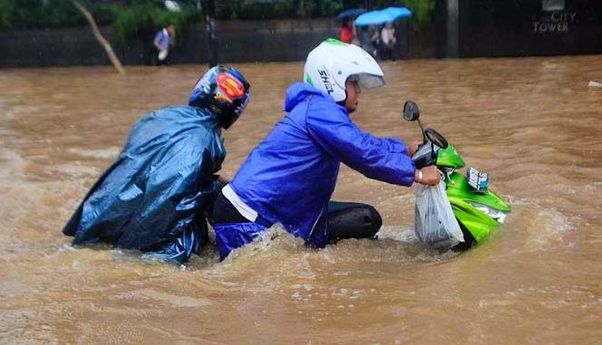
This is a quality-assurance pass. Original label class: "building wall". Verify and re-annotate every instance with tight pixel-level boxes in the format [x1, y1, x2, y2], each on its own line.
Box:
[457, 0, 602, 57]
[0, 18, 435, 68]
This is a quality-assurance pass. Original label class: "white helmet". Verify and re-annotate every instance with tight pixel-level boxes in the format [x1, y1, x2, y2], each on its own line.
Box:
[303, 38, 385, 103]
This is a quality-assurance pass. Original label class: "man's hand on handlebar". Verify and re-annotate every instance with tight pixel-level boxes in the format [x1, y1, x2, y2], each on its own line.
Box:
[414, 165, 441, 186]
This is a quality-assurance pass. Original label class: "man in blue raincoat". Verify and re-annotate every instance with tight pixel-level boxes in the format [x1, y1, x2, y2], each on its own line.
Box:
[63, 66, 250, 263]
[211, 39, 440, 260]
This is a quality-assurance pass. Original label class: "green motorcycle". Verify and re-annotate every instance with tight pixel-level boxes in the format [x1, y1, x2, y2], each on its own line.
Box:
[403, 101, 511, 250]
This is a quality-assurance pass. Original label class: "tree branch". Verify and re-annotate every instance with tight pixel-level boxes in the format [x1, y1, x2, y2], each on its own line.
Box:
[70, 0, 126, 75]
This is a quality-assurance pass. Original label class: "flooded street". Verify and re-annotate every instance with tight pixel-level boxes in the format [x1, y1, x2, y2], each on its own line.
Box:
[1, 55, 601, 344]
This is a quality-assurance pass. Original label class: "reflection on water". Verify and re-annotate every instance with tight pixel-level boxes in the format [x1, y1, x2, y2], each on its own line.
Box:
[0, 56, 601, 344]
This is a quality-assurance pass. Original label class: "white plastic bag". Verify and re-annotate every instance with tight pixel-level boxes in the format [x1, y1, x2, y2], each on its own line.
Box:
[415, 180, 464, 249]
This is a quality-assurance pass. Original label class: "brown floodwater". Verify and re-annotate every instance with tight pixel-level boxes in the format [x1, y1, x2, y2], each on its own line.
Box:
[0, 55, 601, 344]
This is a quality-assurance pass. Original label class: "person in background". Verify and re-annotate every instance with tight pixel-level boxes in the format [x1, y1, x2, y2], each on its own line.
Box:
[211, 39, 440, 260]
[351, 25, 361, 46]
[359, 25, 380, 58]
[153, 23, 176, 65]
[380, 22, 397, 61]
[339, 17, 354, 44]
[63, 66, 251, 264]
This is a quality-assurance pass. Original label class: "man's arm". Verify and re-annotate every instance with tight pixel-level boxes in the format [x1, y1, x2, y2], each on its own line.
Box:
[153, 31, 163, 51]
[306, 101, 416, 186]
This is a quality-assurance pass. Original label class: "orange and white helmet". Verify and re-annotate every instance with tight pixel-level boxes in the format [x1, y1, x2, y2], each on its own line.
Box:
[189, 65, 251, 129]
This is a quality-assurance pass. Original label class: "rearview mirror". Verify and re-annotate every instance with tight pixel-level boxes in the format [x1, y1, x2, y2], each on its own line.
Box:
[403, 101, 420, 121]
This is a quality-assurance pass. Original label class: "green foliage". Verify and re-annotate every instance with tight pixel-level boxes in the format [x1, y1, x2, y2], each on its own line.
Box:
[216, 0, 343, 20]
[0, 0, 200, 43]
[0, 0, 117, 31]
[370, 0, 435, 23]
[214, 0, 433, 22]
[408, 0, 437, 24]
[0, 0, 82, 30]
[0, 0, 13, 30]
[112, 2, 200, 43]
[0, 0, 435, 32]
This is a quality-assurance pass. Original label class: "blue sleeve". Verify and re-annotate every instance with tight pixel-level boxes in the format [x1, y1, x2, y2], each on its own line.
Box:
[154, 31, 163, 45]
[305, 100, 416, 186]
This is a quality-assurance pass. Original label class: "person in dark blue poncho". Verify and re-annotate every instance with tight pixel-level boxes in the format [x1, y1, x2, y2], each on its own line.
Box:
[63, 65, 250, 263]
[211, 39, 441, 261]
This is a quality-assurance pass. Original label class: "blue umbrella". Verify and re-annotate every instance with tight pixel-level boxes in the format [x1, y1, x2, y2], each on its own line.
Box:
[382, 6, 412, 19]
[353, 10, 396, 27]
[336, 8, 367, 20]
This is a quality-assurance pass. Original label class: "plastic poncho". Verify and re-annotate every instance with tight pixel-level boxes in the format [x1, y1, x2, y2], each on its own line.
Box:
[229, 82, 416, 247]
[63, 105, 225, 252]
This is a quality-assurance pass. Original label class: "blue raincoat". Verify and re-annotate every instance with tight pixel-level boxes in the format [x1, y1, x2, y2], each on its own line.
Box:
[218, 82, 415, 256]
[63, 105, 225, 263]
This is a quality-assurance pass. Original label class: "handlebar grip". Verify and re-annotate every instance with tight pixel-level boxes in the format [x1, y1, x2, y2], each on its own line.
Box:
[412, 142, 437, 169]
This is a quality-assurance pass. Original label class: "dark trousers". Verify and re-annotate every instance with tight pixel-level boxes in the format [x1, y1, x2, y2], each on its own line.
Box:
[212, 193, 383, 244]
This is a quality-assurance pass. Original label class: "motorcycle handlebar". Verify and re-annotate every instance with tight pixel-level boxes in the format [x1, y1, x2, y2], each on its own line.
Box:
[423, 128, 449, 149]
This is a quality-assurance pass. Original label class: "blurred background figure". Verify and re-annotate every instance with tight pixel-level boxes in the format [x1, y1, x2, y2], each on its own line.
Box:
[358, 25, 380, 58]
[339, 17, 354, 44]
[379, 22, 396, 61]
[335, 8, 366, 46]
[351, 25, 360, 46]
[153, 22, 175, 65]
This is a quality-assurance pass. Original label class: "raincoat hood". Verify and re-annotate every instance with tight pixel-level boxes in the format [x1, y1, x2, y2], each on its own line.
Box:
[284, 82, 332, 112]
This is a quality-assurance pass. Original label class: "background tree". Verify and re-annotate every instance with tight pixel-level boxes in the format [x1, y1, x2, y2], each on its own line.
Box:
[0, 0, 436, 32]
[70, 0, 125, 74]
